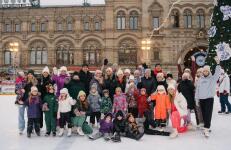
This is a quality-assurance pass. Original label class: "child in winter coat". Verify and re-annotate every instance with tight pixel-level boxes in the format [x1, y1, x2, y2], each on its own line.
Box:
[26, 86, 42, 138]
[126, 83, 139, 118]
[72, 91, 90, 136]
[150, 85, 171, 130]
[124, 113, 144, 140]
[137, 88, 149, 117]
[42, 84, 58, 137]
[113, 87, 128, 115]
[87, 83, 102, 127]
[111, 110, 126, 142]
[100, 89, 112, 116]
[168, 84, 188, 138]
[88, 113, 113, 141]
[57, 88, 76, 137]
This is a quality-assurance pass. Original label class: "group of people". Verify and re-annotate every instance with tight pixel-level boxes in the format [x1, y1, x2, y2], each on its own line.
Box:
[14, 56, 230, 141]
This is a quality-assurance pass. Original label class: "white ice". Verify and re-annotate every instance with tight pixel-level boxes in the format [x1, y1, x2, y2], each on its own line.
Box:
[0, 95, 230, 150]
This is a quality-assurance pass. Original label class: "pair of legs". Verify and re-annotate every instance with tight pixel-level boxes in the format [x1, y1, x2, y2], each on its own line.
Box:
[45, 112, 56, 134]
[60, 112, 72, 129]
[27, 118, 40, 136]
[18, 105, 26, 133]
[219, 94, 231, 113]
[171, 111, 187, 133]
[90, 112, 101, 125]
[200, 98, 214, 129]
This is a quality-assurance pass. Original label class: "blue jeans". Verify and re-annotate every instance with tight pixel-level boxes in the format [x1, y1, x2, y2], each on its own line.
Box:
[220, 94, 231, 112]
[18, 105, 26, 131]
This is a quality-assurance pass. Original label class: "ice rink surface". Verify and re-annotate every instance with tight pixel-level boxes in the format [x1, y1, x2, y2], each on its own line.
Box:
[0, 95, 230, 150]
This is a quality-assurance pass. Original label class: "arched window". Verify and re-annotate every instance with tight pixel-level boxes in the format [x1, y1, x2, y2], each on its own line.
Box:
[94, 16, 101, 31]
[196, 9, 205, 28]
[31, 18, 37, 32]
[3, 42, 20, 66]
[56, 41, 74, 65]
[66, 16, 73, 31]
[30, 41, 48, 65]
[117, 11, 126, 30]
[129, 11, 138, 30]
[184, 9, 192, 28]
[56, 17, 64, 32]
[83, 40, 101, 65]
[40, 17, 48, 32]
[118, 39, 137, 65]
[4, 19, 12, 32]
[171, 9, 180, 28]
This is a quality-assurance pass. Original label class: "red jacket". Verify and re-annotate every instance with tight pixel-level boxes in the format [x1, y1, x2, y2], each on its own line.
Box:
[137, 94, 149, 117]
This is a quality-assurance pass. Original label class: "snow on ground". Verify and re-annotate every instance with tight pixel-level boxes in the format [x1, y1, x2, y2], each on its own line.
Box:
[0, 95, 230, 150]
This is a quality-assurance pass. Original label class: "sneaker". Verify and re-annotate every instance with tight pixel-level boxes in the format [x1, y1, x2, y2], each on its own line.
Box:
[36, 132, 40, 136]
[77, 127, 85, 136]
[67, 128, 72, 137]
[58, 128, 64, 137]
[19, 130, 23, 135]
[225, 112, 230, 115]
[111, 133, 121, 142]
[52, 132, 56, 137]
[88, 134, 95, 140]
[45, 132, 50, 137]
[170, 129, 178, 138]
[203, 128, 210, 138]
[218, 111, 225, 115]
[27, 133, 31, 138]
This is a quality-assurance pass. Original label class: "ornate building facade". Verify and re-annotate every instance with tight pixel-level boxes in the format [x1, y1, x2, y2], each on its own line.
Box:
[0, 0, 213, 74]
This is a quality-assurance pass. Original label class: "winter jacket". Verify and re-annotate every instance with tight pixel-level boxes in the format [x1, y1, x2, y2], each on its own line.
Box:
[99, 119, 113, 134]
[126, 89, 139, 108]
[15, 76, 26, 104]
[137, 94, 149, 117]
[150, 93, 171, 120]
[38, 75, 53, 99]
[79, 70, 93, 95]
[125, 121, 144, 140]
[87, 92, 101, 112]
[72, 99, 89, 117]
[100, 97, 112, 114]
[137, 77, 157, 96]
[89, 77, 104, 96]
[113, 111, 126, 134]
[177, 79, 195, 110]
[43, 93, 58, 114]
[58, 96, 76, 113]
[104, 74, 116, 99]
[113, 78, 126, 93]
[65, 79, 85, 99]
[218, 73, 230, 94]
[113, 94, 128, 115]
[195, 65, 221, 100]
[23, 79, 38, 103]
[52, 74, 69, 97]
[26, 95, 42, 118]
[172, 93, 188, 117]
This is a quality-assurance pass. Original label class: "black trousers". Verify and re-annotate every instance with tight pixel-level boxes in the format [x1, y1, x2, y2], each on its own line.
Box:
[27, 118, 40, 134]
[200, 98, 214, 129]
[128, 107, 138, 118]
[90, 112, 101, 124]
[60, 112, 72, 128]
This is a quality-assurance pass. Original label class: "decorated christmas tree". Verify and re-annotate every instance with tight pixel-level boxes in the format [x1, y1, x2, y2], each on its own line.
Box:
[207, 0, 231, 74]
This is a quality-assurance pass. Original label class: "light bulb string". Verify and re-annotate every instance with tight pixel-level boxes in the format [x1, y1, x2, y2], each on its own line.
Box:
[148, 0, 182, 40]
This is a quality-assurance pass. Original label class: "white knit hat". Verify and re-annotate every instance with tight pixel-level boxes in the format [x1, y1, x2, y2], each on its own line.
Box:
[167, 84, 176, 90]
[117, 69, 124, 76]
[157, 85, 165, 91]
[31, 86, 38, 92]
[129, 75, 135, 81]
[60, 88, 69, 95]
[42, 66, 50, 74]
[203, 65, 211, 72]
[124, 69, 131, 74]
[60, 66, 67, 72]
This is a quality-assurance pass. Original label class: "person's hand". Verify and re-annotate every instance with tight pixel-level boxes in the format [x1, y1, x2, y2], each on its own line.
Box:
[214, 56, 220, 64]
[191, 56, 195, 62]
[18, 100, 24, 105]
[224, 90, 228, 95]
[21, 89, 25, 93]
[57, 113, 60, 119]
[53, 67, 58, 75]
[178, 57, 182, 64]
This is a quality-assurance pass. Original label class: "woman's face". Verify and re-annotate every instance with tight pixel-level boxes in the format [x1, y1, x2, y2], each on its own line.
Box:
[124, 72, 130, 77]
[79, 95, 86, 101]
[27, 73, 33, 79]
[118, 73, 123, 79]
[168, 88, 175, 95]
[128, 115, 135, 123]
[43, 72, 49, 78]
[106, 69, 112, 76]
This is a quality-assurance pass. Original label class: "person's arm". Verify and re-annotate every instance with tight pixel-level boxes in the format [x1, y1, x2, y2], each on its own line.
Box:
[191, 56, 196, 82]
[212, 57, 221, 82]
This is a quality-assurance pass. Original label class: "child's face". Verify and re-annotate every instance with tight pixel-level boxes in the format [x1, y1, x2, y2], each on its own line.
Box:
[31, 90, 38, 95]
[158, 89, 165, 94]
[141, 90, 146, 95]
[128, 116, 135, 123]
[60, 93, 67, 98]
[116, 90, 121, 95]
[79, 95, 86, 101]
[105, 116, 111, 123]
[104, 93, 109, 97]
[117, 116, 123, 120]
[91, 88, 97, 93]
[49, 88, 54, 94]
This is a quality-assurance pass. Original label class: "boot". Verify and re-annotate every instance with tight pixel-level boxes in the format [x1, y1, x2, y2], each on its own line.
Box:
[67, 128, 72, 137]
[27, 132, 31, 138]
[203, 128, 210, 138]
[58, 128, 64, 137]
[52, 132, 56, 137]
[170, 129, 178, 138]
[104, 133, 111, 141]
[135, 132, 144, 140]
[111, 133, 121, 142]
[45, 132, 50, 137]
[77, 127, 85, 136]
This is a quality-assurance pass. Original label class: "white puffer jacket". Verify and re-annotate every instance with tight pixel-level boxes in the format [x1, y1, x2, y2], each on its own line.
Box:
[218, 73, 230, 94]
[58, 97, 76, 113]
[174, 92, 188, 117]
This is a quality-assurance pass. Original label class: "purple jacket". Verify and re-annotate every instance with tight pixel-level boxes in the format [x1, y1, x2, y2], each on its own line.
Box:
[26, 96, 42, 118]
[99, 119, 113, 134]
[52, 74, 69, 97]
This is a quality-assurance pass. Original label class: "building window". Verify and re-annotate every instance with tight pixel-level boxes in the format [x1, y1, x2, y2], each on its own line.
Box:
[5, 24, 11, 32]
[4, 51, 12, 65]
[83, 40, 101, 65]
[15, 24, 21, 32]
[56, 41, 74, 65]
[118, 39, 137, 65]
[196, 9, 205, 28]
[31, 23, 36, 32]
[67, 17, 73, 31]
[153, 51, 160, 60]
[84, 22, 89, 31]
[117, 11, 126, 30]
[57, 23, 62, 31]
[95, 22, 100, 31]
[29, 41, 47, 65]
[184, 10, 192, 28]
[171, 10, 180, 28]
[153, 17, 160, 29]
[41, 23, 46, 32]
[129, 11, 138, 30]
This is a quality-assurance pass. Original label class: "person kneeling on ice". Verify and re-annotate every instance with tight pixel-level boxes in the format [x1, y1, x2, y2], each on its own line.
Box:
[111, 110, 126, 142]
[124, 113, 144, 140]
[88, 113, 113, 141]
[167, 84, 188, 138]
[42, 84, 58, 137]
[57, 88, 76, 137]
[195, 57, 221, 138]
[72, 91, 90, 136]
[26, 86, 42, 138]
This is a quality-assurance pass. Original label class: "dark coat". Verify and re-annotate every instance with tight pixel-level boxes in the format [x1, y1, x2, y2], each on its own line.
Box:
[65, 79, 85, 100]
[22, 79, 38, 103]
[178, 79, 195, 110]
[138, 77, 157, 96]
[113, 111, 126, 134]
[113, 77, 126, 93]
[38, 75, 53, 100]
[79, 70, 93, 95]
[104, 74, 116, 100]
